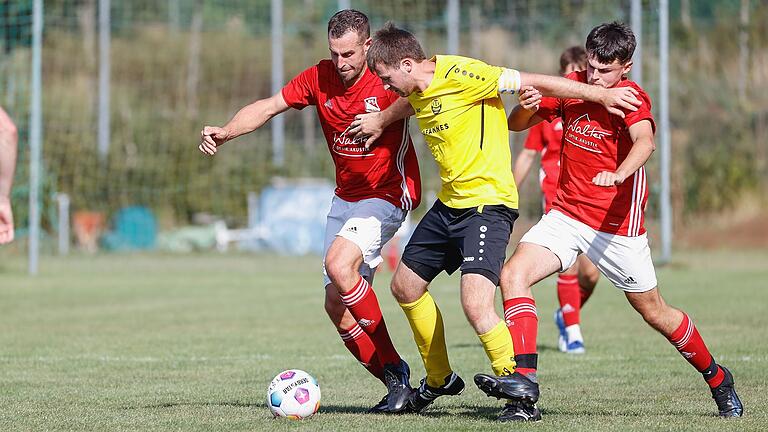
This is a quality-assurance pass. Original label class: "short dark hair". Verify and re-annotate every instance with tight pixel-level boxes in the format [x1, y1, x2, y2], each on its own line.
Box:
[367, 22, 426, 71]
[327, 9, 369, 41]
[585, 21, 636, 64]
[559, 46, 587, 74]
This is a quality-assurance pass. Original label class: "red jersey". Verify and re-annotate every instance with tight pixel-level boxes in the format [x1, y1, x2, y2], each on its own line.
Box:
[522, 118, 563, 212]
[281, 60, 421, 210]
[536, 71, 655, 236]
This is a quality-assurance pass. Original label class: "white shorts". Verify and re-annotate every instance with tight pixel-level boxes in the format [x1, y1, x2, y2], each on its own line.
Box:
[520, 210, 657, 292]
[322, 196, 406, 286]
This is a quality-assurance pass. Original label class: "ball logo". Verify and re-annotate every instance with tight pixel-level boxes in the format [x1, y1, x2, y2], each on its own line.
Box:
[294, 387, 311, 404]
[280, 371, 296, 380]
[430, 98, 442, 115]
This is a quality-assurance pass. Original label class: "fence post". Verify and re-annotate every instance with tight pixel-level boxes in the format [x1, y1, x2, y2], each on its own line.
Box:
[659, 0, 672, 263]
[28, 0, 43, 275]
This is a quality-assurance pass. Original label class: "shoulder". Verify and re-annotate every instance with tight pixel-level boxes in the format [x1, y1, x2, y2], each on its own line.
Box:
[566, 70, 588, 83]
[617, 79, 652, 109]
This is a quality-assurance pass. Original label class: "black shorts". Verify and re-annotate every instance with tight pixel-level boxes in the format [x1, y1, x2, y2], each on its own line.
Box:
[401, 200, 518, 286]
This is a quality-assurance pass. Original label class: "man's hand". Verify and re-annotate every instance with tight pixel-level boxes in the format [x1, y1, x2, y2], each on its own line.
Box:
[349, 112, 383, 149]
[592, 171, 624, 187]
[199, 126, 230, 156]
[600, 87, 641, 118]
[518, 86, 542, 112]
[0, 196, 14, 244]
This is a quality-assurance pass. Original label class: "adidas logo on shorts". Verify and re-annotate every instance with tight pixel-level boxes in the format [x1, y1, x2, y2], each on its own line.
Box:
[623, 276, 637, 285]
[346, 226, 358, 233]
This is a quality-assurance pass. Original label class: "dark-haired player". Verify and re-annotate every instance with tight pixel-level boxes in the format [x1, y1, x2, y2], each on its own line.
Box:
[476, 21, 743, 421]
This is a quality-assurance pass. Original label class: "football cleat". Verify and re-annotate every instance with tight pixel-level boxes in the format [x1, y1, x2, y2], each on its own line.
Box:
[711, 366, 744, 417]
[554, 309, 568, 352]
[366, 395, 389, 414]
[556, 309, 585, 354]
[382, 359, 412, 413]
[474, 371, 540, 404]
[498, 400, 542, 422]
[408, 372, 465, 413]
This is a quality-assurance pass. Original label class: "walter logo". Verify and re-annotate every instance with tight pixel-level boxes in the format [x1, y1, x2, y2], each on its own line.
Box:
[430, 98, 442, 115]
[564, 113, 611, 154]
[364, 97, 380, 113]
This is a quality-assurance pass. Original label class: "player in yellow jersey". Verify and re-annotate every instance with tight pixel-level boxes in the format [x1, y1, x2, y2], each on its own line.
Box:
[362, 22, 641, 419]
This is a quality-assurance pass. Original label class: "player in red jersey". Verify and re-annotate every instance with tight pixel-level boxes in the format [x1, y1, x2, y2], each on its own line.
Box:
[0, 106, 17, 245]
[475, 22, 743, 421]
[199, 10, 419, 413]
[512, 46, 600, 354]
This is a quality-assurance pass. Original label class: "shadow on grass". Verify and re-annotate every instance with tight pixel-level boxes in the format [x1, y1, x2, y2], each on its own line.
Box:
[123, 401, 261, 410]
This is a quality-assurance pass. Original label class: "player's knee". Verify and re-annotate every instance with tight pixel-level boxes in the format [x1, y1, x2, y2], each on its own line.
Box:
[390, 275, 408, 302]
[324, 257, 354, 287]
[500, 264, 529, 294]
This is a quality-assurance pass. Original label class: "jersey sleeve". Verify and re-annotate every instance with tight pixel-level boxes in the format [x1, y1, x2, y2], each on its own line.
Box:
[523, 122, 546, 152]
[622, 84, 656, 133]
[447, 57, 504, 104]
[535, 96, 562, 123]
[281, 64, 318, 109]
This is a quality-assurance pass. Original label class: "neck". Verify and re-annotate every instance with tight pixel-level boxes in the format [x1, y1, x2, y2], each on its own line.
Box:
[414, 59, 436, 92]
[343, 69, 367, 88]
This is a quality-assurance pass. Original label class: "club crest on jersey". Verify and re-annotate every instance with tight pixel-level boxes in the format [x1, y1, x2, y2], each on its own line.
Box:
[430, 98, 442, 115]
[364, 97, 380, 112]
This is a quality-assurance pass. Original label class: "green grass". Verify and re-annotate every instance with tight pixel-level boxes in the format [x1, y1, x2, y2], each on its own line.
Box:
[0, 250, 765, 431]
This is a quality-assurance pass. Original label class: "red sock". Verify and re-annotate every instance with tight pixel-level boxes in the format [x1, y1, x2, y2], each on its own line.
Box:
[338, 323, 384, 382]
[668, 313, 725, 388]
[579, 285, 594, 307]
[340, 277, 400, 365]
[557, 275, 581, 327]
[504, 297, 538, 375]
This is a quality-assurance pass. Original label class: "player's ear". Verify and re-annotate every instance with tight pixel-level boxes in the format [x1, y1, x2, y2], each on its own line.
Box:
[362, 37, 371, 54]
[621, 60, 633, 77]
[401, 58, 412, 73]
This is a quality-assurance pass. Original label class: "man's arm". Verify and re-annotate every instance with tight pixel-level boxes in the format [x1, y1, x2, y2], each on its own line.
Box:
[513, 148, 538, 186]
[349, 97, 414, 149]
[592, 119, 655, 186]
[517, 71, 641, 118]
[199, 92, 290, 155]
[507, 86, 546, 132]
[0, 107, 18, 244]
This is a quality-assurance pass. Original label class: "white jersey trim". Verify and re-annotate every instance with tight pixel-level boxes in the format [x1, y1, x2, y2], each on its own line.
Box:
[396, 118, 413, 210]
[628, 167, 647, 236]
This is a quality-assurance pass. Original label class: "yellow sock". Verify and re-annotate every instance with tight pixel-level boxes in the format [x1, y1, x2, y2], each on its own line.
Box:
[478, 320, 517, 376]
[399, 291, 452, 387]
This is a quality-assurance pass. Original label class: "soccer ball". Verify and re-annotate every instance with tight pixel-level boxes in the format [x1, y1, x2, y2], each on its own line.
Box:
[266, 369, 321, 419]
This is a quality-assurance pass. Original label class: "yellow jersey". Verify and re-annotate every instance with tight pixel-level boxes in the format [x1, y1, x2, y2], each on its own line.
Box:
[408, 55, 518, 209]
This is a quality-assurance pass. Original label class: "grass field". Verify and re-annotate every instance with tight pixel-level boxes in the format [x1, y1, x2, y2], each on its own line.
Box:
[0, 249, 765, 431]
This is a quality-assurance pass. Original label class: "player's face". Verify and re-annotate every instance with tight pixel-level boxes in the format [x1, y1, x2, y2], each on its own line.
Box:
[562, 62, 583, 76]
[374, 62, 413, 97]
[329, 31, 371, 85]
[586, 55, 632, 88]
